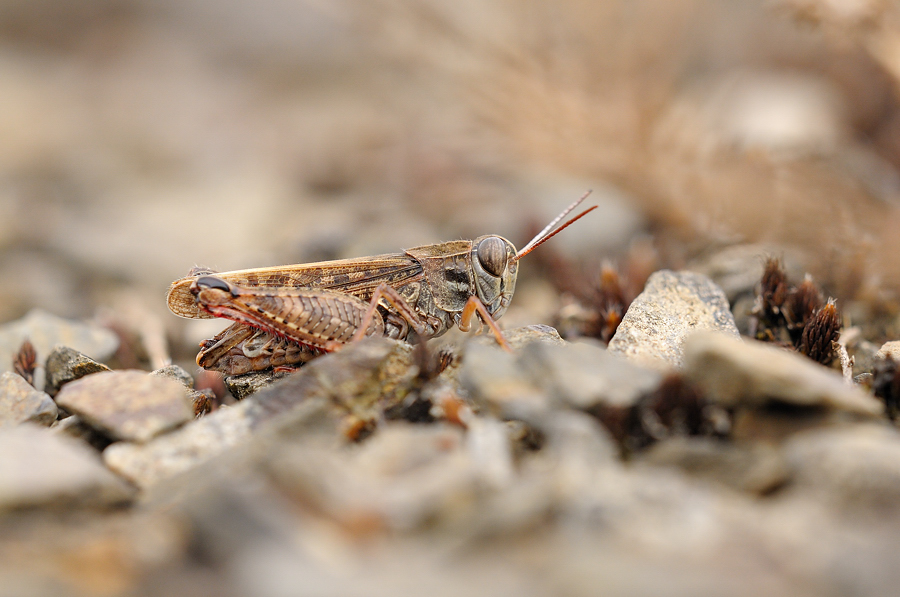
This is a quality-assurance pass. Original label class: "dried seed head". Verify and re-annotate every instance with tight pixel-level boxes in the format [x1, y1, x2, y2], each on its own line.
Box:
[799, 298, 841, 365]
[786, 274, 824, 332]
[13, 338, 36, 387]
[759, 257, 789, 318]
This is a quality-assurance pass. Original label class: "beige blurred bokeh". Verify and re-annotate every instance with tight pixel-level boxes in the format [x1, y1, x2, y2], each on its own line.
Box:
[1, 0, 900, 337]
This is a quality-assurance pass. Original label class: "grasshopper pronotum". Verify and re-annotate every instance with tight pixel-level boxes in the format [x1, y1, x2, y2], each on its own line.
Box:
[167, 192, 596, 375]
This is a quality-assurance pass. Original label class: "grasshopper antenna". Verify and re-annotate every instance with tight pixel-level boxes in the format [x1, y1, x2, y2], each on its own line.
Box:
[513, 190, 597, 262]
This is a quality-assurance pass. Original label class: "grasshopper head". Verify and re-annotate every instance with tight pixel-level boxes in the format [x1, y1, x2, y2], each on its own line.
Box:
[471, 235, 518, 319]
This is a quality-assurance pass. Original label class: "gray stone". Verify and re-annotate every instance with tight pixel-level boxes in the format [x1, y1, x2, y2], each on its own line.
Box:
[519, 340, 662, 410]
[44, 346, 110, 397]
[459, 342, 550, 421]
[0, 372, 57, 426]
[608, 270, 739, 369]
[55, 370, 192, 442]
[0, 425, 132, 510]
[684, 331, 882, 415]
[150, 364, 195, 388]
[0, 309, 118, 391]
[783, 424, 900, 515]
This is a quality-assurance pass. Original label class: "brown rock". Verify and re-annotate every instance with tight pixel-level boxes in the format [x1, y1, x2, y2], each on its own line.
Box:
[44, 346, 110, 397]
[55, 370, 192, 443]
[0, 371, 57, 426]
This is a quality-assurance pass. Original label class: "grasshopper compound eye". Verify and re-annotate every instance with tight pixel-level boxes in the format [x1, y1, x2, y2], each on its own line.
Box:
[476, 236, 509, 277]
[193, 276, 237, 297]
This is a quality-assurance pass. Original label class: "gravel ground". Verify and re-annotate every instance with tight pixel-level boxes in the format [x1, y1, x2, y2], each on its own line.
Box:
[3, 2, 900, 596]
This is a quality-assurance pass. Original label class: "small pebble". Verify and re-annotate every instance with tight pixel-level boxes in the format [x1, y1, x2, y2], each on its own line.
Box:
[55, 370, 192, 443]
[44, 346, 111, 397]
[0, 371, 57, 426]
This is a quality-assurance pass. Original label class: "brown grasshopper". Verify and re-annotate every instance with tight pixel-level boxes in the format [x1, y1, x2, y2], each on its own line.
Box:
[167, 192, 596, 375]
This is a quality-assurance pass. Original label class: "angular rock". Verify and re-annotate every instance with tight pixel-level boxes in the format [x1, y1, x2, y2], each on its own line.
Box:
[150, 364, 195, 388]
[0, 309, 118, 390]
[0, 371, 57, 426]
[608, 270, 739, 369]
[44, 346, 110, 397]
[55, 370, 192, 443]
[0, 425, 132, 510]
[684, 331, 882, 415]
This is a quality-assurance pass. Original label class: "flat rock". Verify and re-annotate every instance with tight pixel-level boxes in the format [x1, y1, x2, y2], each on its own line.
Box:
[684, 331, 882, 415]
[0, 309, 118, 391]
[608, 270, 739, 369]
[44, 346, 111, 396]
[0, 371, 57, 426]
[0, 425, 132, 510]
[55, 370, 192, 443]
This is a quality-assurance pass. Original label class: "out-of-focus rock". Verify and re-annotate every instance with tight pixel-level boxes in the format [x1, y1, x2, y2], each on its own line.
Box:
[641, 437, 790, 494]
[103, 400, 260, 488]
[459, 342, 550, 421]
[608, 270, 739, 369]
[150, 364, 194, 389]
[518, 340, 662, 411]
[0, 425, 132, 511]
[55, 370, 192, 443]
[500, 324, 566, 349]
[684, 331, 882, 415]
[876, 340, 900, 361]
[783, 424, 900, 515]
[0, 310, 118, 391]
[0, 371, 56, 426]
[687, 244, 805, 303]
[44, 346, 110, 397]
[52, 414, 112, 451]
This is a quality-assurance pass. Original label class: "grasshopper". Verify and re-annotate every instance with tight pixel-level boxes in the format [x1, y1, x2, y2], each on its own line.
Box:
[167, 192, 596, 375]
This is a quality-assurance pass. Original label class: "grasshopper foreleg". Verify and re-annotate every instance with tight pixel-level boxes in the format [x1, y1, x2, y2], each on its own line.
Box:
[458, 296, 513, 352]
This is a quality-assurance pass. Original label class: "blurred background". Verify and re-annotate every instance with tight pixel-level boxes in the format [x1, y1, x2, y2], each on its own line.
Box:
[2, 0, 900, 357]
